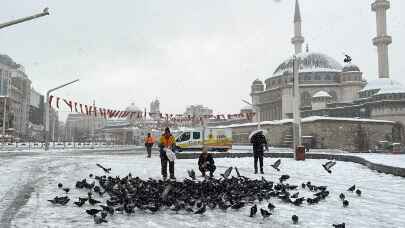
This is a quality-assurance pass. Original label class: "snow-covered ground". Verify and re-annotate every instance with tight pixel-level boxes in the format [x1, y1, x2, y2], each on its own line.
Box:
[1, 153, 404, 228]
[351, 153, 405, 169]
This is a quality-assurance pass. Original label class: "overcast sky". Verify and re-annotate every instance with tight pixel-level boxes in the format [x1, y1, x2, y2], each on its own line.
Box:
[1, 0, 404, 121]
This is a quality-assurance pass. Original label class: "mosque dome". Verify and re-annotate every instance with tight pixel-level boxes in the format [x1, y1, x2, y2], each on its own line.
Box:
[342, 63, 360, 73]
[272, 52, 343, 77]
[252, 79, 263, 85]
[126, 102, 142, 112]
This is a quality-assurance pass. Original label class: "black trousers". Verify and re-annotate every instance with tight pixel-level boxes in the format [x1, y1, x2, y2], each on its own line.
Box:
[199, 164, 216, 176]
[146, 145, 152, 157]
[254, 152, 264, 172]
[161, 155, 175, 178]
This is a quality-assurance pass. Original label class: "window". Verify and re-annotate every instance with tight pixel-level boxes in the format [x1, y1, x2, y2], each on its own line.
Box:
[315, 74, 321, 80]
[325, 75, 331, 80]
[193, 131, 201, 140]
[177, 132, 191, 142]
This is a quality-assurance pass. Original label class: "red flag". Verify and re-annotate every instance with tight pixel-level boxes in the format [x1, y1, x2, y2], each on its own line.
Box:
[56, 97, 60, 109]
[94, 107, 97, 117]
[85, 105, 89, 115]
[63, 99, 73, 112]
[80, 104, 84, 114]
[48, 95, 54, 107]
[88, 106, 93, 116]
[74, 102, 78, 112]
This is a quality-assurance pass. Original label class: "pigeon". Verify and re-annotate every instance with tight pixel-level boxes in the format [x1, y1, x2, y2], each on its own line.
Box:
[339, 193, 345, 201]
[96, 163, 111, 173]
[291, 192, 299, 198]
[221, 167, 233, 179]
[347, 185, 356, 192]
[356, 189, 362, 196]
[267, 202, 276, 211]
[194, 204, 206, 214]
[89, 173, 93, 178]
[260, 208, 272, 218]
[48, 196, 69, 205]
[93, 215, 107, 224]
[249, 205, 257, 217]
[231, 201, 245, 210]
[62, 188, 70, 194]
[322, 161, 336, 174]
[74, 200, 85, 207]
[99, 205, 115, 215]
[333, 223, 346, 228]
[234, 167, 241, 177]
[301, 183, 306, 189]
[293, 197, 305, 206]
[343, 200, 349, 207]
[100, 211, 108, 219]
[271, 159, 281, 171]
[162, 184, 174, 201]
[344, 54, 352, 63]
[89, 198, 101, 205]
[86, 209, 101, 216]
[292, 215, 299, 224]
[187, 170, 196, 180]
[58, 183, 63, 188]
[279, 175, 290, 183]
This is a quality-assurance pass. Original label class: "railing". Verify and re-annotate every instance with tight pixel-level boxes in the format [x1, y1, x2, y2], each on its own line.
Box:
[0, 142, 140, 152]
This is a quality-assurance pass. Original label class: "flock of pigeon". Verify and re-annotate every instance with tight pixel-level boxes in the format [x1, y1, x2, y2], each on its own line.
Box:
[47, 160, 363, 227]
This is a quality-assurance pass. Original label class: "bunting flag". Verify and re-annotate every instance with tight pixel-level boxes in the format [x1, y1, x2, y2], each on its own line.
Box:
[63, 99, 73, 112]
[47, 95, 256, 122]
[48, 95, 54, 107]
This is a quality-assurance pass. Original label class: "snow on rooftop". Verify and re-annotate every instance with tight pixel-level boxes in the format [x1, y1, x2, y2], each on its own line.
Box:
[361, 78, 405, 95]
[212, 116, 394, 129]
[272, 52, 343, 77]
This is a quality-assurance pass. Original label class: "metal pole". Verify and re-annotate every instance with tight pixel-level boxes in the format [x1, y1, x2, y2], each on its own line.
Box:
[0, 8, 50, 30]
[2, 97, 6, 136]
[44, 79, 79, 150]
[292, 56, 302, 150]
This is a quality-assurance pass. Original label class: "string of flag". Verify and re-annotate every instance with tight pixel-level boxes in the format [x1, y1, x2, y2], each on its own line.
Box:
[48, 96, 256, 122]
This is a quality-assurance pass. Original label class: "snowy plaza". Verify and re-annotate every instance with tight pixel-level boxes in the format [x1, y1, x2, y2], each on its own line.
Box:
[0, 150, 404, 228]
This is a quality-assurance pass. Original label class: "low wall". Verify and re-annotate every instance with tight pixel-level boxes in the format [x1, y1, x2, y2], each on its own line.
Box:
[229, 118, 399, 152]
[176, 152, 405, 178]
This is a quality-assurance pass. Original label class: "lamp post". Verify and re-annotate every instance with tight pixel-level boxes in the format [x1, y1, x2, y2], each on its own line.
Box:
[0, 8, 50, 30]
[242, 99, 261, 129]
[44, 79, 79, 151]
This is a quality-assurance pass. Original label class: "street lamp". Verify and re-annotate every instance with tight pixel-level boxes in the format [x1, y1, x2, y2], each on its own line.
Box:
[242, 99, 261, 129]
[0, 8, 50, 30]
[44, 79, 79, 150]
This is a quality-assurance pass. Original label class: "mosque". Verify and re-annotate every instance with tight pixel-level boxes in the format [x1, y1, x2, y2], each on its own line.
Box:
[250, 0, 405, 127]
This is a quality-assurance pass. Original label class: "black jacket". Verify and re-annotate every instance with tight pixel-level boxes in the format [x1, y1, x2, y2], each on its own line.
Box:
[198, 153, 215, 167]
[250, 133, 268, 153]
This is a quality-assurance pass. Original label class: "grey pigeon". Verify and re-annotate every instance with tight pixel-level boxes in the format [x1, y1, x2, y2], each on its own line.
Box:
[271, 159, 281, 171]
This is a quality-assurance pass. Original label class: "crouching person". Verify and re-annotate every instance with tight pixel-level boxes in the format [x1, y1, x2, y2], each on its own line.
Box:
[198, 146, 216, 177]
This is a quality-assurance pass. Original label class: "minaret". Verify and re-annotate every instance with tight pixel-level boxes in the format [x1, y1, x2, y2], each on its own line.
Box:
[291, 0, 304, 54]
[372, 0, 392, 78]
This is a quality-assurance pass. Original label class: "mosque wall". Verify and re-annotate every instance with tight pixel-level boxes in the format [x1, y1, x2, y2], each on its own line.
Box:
[230, 119, 399, 152]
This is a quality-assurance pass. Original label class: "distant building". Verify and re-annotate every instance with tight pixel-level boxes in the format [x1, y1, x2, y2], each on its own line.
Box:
[184, 105, 213, 117]
[149, 99, 160, 119]
[65, 113, 106, 141]
[0, 54, 31, 139]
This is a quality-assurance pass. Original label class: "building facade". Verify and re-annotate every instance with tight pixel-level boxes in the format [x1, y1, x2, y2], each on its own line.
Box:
[0, 55, 32, 139]
[251, 0, 405, 128]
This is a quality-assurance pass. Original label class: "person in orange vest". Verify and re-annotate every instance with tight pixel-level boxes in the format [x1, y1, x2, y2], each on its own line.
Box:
[159, 127, 176, 180]
[144, 133, 155, 158]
